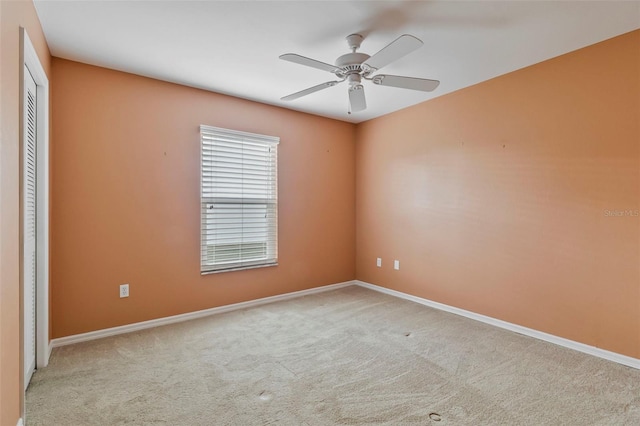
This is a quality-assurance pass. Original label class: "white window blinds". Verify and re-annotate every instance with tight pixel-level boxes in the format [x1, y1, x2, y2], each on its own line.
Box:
[200, 125, 279, 273]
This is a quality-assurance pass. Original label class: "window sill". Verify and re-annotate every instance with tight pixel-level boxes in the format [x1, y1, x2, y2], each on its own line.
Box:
[201, 262, 278, 275]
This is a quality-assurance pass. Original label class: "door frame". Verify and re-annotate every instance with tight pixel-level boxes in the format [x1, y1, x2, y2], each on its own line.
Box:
[20, 26, 50, 381]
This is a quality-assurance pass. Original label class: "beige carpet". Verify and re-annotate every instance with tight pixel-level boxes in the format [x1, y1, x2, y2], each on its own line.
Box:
[27, 286, 640, 425]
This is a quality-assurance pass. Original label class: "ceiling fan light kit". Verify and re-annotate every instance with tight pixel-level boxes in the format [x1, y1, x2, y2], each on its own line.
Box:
[280, 33, 440, 113]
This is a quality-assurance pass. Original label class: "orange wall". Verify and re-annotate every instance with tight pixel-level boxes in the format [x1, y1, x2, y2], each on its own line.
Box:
[51, 58, 356, 338]
[356, 30, 640, 358]
[0, 0, 51, 423]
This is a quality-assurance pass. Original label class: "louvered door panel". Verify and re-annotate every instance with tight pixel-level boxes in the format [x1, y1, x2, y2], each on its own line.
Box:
[24, 65, 37, 387]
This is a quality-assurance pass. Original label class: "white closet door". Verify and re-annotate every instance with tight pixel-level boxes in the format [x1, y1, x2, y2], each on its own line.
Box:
[24, 64, 37, 387]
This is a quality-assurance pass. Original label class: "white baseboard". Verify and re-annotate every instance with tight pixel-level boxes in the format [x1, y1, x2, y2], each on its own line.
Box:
[17, 418, 24, 426]
[51, 280, 356, 348]
[49, 278, 640, 371]
[356, 280, 640, 370]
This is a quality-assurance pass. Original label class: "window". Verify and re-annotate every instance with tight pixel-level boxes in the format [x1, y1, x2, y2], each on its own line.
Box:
[200, 125, 279, 273]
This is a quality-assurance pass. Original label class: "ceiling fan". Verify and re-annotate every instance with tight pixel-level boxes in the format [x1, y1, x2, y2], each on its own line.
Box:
[279, 33, 440, 114]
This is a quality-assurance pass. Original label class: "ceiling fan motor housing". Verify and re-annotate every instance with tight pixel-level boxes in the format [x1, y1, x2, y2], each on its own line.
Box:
[335, 52, 371, 78]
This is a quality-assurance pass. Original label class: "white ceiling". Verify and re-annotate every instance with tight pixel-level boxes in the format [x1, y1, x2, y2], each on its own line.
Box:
[34, 1, 640, 123]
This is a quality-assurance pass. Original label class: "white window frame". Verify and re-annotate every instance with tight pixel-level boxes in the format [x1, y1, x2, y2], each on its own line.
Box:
[200, 125, 279, 274]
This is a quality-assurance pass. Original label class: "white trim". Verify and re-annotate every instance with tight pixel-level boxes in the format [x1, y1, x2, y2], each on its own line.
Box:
[20, 27, 50, 370]
[17, 418, 24, 426]
[51, 280, 356, 348]
[356, 281, 640, 370]
[50, 279, 640, 370]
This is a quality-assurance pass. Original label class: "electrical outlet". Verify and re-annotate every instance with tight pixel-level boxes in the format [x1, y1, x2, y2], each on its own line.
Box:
[394, 260, 400, 270]
[120, 284, 129, 298]
[376, 258, 382, 267]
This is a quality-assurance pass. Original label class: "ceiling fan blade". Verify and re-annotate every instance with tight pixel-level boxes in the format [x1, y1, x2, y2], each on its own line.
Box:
[362, 34, 423, 72]
[281, 80, 342, 101]
[348, 84, 366, 112]
[279, 53, 339, 73]
[372, 74, 440, 92]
